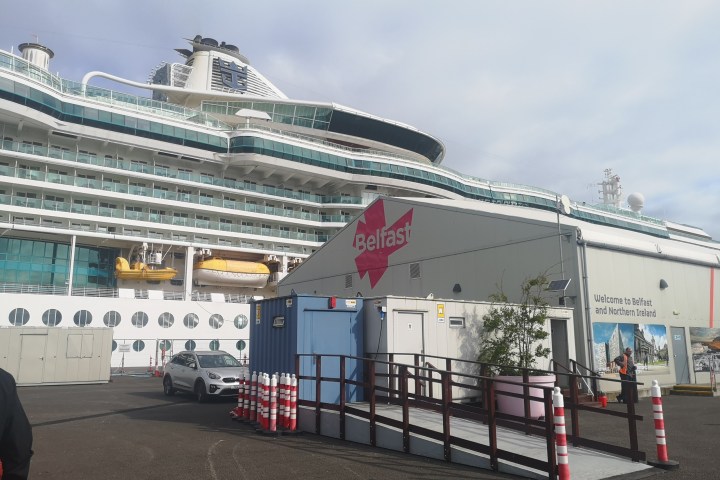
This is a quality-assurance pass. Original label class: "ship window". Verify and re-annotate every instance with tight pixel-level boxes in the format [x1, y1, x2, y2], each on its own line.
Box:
[185, 340, 196, 351]
[111, 340, 117, 352]
[158, 313, 174, 328]
[9, 308, 30, 326]
[42, 309, 62, 326]
[234, 314, 249, 329]
[159, 339, 172, 351]
[236, 340, 246, 352]
[209, 340, 220, 351]
[183, 313, 199, 329]
[104, 311, 121, 327]
[209, 314, 224, 329]
[73, 310, 92, 326]
[131, 311, 149, 328]
[132, 340, 145, 352]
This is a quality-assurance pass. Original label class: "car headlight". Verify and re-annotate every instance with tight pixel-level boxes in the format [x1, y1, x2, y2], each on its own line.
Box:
[207, 371, 221, 380]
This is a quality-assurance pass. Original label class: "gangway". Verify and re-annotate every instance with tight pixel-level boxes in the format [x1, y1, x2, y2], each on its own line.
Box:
[294, 353, 655, 479]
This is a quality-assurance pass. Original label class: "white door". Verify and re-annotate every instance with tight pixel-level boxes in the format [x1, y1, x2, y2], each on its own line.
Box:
[392, 311, 424, 396]
[18, 334, 47, 384]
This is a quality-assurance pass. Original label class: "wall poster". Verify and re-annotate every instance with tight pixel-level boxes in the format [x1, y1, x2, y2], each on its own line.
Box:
[592, 322, 669, 375]
[689, 327, 720, 372]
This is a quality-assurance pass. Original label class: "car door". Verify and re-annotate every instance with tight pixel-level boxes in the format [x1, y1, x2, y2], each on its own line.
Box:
[168, 353, 191, 389]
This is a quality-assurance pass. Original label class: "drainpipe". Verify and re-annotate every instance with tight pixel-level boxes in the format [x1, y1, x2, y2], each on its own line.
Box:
[577, 232, 595, 372]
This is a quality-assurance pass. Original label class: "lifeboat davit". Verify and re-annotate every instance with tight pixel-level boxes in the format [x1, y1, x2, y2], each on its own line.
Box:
[115, 257, 177, 281]
[193, 257, 270, 287]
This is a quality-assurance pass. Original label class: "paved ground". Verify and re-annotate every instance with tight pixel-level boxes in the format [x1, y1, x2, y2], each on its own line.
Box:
[15, 376, 718, 479]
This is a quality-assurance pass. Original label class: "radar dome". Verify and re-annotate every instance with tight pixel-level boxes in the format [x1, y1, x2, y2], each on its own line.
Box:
[627, 192, 645, 212]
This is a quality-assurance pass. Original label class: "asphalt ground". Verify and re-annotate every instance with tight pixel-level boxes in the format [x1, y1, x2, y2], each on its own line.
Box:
[15, 376, 718, 480]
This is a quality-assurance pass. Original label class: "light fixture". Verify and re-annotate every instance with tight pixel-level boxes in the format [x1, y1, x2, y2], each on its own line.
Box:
[453, 283, 462, 293]
[659, 279, 669, 290]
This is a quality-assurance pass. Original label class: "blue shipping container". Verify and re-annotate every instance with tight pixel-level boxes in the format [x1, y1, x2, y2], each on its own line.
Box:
[249, 294, 364, 404]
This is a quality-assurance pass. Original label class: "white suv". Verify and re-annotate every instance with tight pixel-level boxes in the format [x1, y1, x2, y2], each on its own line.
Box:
[163, 350, 246, 402]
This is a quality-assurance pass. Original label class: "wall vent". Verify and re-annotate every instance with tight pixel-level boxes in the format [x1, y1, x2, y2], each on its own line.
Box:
[410, 262, 421, 279]
[345, 274, 353, 289]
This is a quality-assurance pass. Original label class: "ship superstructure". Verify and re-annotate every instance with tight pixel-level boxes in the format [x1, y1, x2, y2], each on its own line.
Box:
[0, 36, 715, 369]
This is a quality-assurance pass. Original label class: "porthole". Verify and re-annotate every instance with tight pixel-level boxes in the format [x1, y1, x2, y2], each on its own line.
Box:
[42, 309, 62, 326]
[74, 310, 92, 326]
[104, 311, 121, 327]
[185, 340, 196, 351]
[131, 311, 148, 328]
[209, 314, 224, 329]
[9, 308, 30, 326]
[209, 340, 220, 351]
[112, 340, 117, 351]
[236, 340, 246, 351]
[132, 340, 145, 352]
[234, 314, 249, 329]
[159, 339, 172, 351]
[158, 312, 174, 328]
[183, 313, 199, 329]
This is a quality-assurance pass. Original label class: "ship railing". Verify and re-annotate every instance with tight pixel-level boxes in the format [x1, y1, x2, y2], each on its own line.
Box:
[0, 283, 254, 303]
[0, 50, 231, 130]
[0, 283, 68, 296]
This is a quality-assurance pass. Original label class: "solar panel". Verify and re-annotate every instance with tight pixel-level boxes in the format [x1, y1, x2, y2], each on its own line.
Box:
[547, 279, 571, 292]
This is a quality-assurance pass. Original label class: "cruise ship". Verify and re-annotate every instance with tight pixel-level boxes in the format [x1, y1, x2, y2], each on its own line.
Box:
[0, 35, 714, 369]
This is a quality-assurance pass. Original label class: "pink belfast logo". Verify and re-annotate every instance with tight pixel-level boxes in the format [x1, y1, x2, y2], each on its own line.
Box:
[353, 199, 413, 288]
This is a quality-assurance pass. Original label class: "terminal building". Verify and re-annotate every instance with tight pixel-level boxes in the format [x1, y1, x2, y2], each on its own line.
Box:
[278, 194, 720, 389]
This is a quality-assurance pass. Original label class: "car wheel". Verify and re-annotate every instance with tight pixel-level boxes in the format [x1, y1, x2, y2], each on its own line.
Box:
[195, 380, 208, 403]
[163, 376, 175, 396]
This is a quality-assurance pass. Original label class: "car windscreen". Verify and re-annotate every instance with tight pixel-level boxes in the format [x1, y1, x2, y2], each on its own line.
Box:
[197, 354, 241, 368]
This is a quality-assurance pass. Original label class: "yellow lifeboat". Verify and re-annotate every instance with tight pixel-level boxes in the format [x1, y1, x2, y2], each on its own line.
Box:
[115, 257, 177, 281]
[193, 257, 270, 288]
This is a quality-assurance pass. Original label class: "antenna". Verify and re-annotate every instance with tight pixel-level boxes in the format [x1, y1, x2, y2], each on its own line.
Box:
[598, 169, 622, 208]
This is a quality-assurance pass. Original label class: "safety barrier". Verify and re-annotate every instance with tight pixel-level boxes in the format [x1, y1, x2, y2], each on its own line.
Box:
[553, 387, 570, 480]
[230, 370, 298, 434]
[647, 380, 679, 470]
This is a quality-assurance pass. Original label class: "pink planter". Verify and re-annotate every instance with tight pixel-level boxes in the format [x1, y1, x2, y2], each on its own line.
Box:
[494, 375, 556, 419]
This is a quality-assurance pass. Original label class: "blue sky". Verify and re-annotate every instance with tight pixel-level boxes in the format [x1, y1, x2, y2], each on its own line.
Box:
[2, 0, 719, 238]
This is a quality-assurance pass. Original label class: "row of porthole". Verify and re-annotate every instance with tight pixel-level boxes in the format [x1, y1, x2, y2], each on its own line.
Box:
[112, 339, 247, 353]
[7, 308, 250, 330]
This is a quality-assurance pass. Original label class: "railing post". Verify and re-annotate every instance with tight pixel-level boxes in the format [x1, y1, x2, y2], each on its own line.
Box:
[522, 369, 531, 435]
[369, 359, 377, 447]
[340, 355, 346, 440]
[570, 371, 580, 446]
[389, 353, 396, 399]
[401, 365, 410, 453]
[414, 353, 421, 403]
[486, 377, 498, 471]
[315, 354, 321, 435]
[481, 363, 489, 425]
[627, 380, 640, 461]
[441, 371, 451, 462]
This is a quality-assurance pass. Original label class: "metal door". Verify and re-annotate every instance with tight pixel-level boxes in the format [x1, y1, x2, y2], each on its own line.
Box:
[670, 327, 690, 384]
[301, 311, 357, 403]
[18, 334, 47, 384]
[551, 319, 570, 388]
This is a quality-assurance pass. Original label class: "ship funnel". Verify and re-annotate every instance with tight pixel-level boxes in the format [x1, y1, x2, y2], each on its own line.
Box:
[18, 42, 54, 70]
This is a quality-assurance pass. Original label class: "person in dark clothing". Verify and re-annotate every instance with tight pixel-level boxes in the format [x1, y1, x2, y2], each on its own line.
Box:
[0, 368, 33, 480]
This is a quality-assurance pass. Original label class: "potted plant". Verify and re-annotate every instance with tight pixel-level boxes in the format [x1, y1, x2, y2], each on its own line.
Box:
[477, 274, 554, 418]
